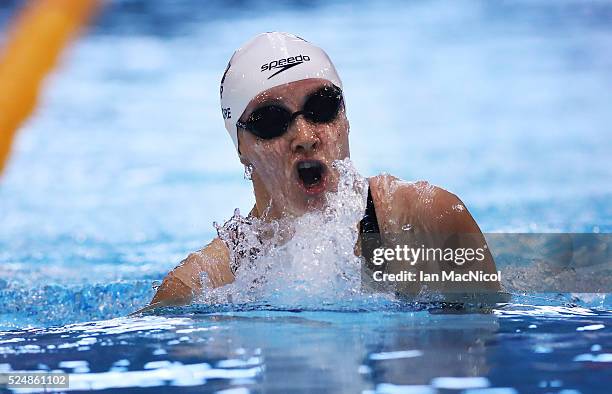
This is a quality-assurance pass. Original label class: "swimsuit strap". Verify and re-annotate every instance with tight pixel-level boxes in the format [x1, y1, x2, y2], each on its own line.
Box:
[359, 186, 382, 268]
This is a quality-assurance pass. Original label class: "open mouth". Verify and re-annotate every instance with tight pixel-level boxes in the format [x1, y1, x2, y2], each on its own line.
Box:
[295, 160, 327, 195]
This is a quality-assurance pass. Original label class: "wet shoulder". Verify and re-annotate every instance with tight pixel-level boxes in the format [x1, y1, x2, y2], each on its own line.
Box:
[198, 237, 234, 287]
[174, 237, 233, 289]
[368, 174, 470, 233]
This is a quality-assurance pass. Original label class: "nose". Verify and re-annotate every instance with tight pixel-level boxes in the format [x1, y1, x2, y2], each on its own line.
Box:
[290, 116, 320, 155]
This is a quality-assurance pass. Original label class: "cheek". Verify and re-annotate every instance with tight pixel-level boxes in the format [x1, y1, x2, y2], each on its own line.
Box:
[249, 140, 290, 180]
[323, 119, 350, 157]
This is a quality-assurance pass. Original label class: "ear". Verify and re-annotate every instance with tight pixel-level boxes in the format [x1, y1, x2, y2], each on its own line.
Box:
[236, 131, 249, 165]
[341, 109, 350, 134]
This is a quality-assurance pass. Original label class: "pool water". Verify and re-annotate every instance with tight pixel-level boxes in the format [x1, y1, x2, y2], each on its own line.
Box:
[0, 0, 611, 392]
[0, 306, 610, 393]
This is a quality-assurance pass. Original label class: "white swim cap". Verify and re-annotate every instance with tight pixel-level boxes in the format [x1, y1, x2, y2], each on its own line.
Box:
[220, 32, 343, 151]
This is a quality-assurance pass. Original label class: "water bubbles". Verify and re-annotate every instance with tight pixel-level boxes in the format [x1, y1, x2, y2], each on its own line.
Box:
[199, 272, 210, 289]
[151, 281, 161, 291]
[215, 207, 262, 276]
[196, 158, 382, 307]
[243, 164, 254, 180]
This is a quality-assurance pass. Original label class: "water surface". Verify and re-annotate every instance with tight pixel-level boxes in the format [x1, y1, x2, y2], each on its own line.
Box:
[0, 0, 611, 392]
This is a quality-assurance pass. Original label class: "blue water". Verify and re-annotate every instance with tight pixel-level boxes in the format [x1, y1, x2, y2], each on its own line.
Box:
[0, 0, 611, 392]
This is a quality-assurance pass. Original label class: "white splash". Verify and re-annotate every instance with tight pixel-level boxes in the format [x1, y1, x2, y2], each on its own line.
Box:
[198, 159, 393, 307]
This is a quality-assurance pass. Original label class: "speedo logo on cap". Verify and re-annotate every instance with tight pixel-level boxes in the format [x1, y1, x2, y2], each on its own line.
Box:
[260, 54, 311, 79]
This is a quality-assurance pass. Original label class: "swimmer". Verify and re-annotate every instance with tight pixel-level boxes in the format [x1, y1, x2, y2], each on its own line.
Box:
[149, 32, 501, 308]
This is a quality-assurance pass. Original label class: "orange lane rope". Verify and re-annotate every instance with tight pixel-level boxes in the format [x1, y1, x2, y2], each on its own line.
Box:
[0, 0, 99, 175]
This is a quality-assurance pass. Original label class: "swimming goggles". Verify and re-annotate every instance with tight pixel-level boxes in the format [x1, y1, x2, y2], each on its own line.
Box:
[236, 84, 343, 140]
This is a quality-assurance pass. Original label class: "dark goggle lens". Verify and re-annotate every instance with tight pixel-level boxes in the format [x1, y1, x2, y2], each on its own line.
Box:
[247, 105, 291, 139]
[303, 86, 343, 123]
[242, 85, 343, 140]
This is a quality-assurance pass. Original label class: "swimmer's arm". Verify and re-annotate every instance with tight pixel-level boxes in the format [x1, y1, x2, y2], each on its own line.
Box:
[149, 237, 234, 308]
[371, 175, 500, 292]
[427, 188, 502, 292]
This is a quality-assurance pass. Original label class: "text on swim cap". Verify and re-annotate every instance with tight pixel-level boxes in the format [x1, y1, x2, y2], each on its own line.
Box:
[222, 107, 231, 119]
[261, 54, 311, 79]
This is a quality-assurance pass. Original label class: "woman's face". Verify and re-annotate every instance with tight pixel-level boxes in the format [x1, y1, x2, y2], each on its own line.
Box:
[237, 78, 350, 218]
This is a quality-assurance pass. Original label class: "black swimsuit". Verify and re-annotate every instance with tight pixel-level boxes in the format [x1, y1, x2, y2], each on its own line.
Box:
[359, 186, 382, 269]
